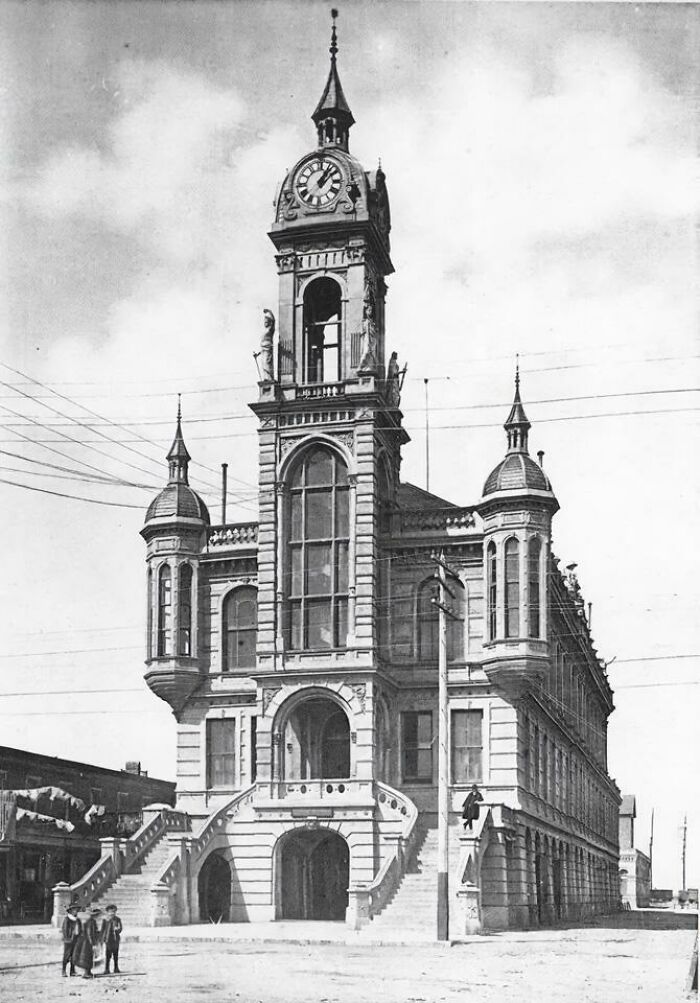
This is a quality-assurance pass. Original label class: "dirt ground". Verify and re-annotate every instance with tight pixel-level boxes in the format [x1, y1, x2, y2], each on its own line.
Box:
[0, 925, 696, 1003]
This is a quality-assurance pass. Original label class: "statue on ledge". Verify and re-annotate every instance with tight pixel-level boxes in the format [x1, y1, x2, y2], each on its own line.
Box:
[387, 350, 401, 406]
[255, 309, 276, 381]
[358, 279, 377, 372]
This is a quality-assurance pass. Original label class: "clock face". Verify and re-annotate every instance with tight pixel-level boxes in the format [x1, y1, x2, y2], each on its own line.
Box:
[295, 157, 343, 208]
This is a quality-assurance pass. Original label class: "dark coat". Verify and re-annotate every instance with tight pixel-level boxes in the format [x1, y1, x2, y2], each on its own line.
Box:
[462, 789, 484, 823]
[101, 915, 122, 946]
[72, 917, 100, 971]
[61, 915, 82, 944]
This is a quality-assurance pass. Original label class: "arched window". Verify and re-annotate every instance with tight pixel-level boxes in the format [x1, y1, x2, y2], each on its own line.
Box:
[223, 586, 257, 671]
[487, 541, 497, 640]
[157, 564, 172, 656]
[287, 446, 349, 650]
[528, 537, 541, 638]
[178, 563, 193, 656]
[303, 278, 342, 383]
[504, 538, 520, 638]
[417, 577, 439, 661]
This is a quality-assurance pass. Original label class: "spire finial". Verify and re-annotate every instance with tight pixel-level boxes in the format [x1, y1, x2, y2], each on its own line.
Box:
[177, 393, 182, 424]
[167, 396, 191, 484]
[504, 366, 531, 453]
[330, 8, 339, 59]
[312, 7, 354, 150]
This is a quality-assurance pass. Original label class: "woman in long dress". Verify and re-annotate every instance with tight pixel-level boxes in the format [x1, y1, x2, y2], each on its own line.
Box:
[72, 907, 102, 979]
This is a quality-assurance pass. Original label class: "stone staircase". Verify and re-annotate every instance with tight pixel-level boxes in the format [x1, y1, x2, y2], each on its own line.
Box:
[360, 820, 463, 941]
[92, 832, 173, 926]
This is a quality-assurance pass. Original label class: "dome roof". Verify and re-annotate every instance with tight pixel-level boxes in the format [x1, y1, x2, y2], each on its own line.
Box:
[483, 453, 552, 496]
[145, 483, 210, 524]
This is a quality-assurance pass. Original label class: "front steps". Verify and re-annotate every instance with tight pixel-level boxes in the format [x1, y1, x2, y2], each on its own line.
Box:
[359, 821, 463, 940]
[92, 834, 174, 925]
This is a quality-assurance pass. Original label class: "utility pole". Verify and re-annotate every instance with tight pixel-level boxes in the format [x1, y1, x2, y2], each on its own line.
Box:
[424, 378, 430, 492]
[682, 813, 687, 892]
[431, 551, 464, 942]
[645, 806, 649, 894]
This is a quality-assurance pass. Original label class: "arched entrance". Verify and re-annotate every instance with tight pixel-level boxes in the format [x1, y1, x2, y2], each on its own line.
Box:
[280, 829, 349, 921]
[283, 697, 350, 780]
[198, 851, 231, 923]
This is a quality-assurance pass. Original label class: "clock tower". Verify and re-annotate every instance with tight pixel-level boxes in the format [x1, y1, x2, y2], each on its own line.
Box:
[251, 9, 406, 679]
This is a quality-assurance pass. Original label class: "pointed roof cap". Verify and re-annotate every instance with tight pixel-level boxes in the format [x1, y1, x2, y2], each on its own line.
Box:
[166, 395, 191, 471]
[312, 9, 355, 128]
[504, 363, 531, 449]
[144, 399, 209, 526]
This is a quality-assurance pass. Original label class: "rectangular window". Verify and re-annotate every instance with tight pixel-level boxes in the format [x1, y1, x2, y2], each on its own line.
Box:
[25, 775, 42, 789]
[206, 719, 236, 789]
[90, 787, 102, 804]
[402, 711, 433, 782]
[117, 792, 129, 814]
[451, 709, 483, 783]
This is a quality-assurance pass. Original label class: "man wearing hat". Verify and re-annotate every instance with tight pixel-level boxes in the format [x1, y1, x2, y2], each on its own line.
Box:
[60, 902, 81, 977]
[72, 906, 102, 979]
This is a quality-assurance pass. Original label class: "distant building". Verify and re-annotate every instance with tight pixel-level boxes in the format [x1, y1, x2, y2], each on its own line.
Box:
[59, 13, 621, 935]
[0, 746, 174, 923]
[619, 795, 651, 908]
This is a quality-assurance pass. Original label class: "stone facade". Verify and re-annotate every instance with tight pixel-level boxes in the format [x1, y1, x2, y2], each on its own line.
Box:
[108, 18, 622, 933]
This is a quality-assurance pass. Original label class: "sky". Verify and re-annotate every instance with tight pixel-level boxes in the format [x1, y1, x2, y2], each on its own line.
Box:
[0, 0, 697, 889]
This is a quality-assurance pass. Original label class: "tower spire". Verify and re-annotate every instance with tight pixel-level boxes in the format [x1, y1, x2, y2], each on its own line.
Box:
[504, 363, 531, 453]
[312, 8, 355, 151]
[167, 395, 191, 484]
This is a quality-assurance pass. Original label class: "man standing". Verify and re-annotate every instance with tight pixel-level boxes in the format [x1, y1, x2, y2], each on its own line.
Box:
[101, 903, 122, 975]
[60, 903, 81, 977]
[462, 784, 484, 831]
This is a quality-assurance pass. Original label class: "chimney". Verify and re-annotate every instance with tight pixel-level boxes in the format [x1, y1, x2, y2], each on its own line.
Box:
[124, 761, 142, 775]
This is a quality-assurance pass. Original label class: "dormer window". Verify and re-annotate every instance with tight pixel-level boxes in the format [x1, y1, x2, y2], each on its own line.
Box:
[303, 277, 342, 383]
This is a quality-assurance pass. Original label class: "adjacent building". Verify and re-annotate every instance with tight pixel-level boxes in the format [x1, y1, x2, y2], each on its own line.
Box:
[57, 14, 621, 935]
[0, 746, 174, 923]
[619, 795, 651, 908]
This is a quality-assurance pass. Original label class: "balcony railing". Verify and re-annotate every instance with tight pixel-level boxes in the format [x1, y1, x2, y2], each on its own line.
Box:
[259, 778, 374, 802]
[207, 522, 258, 550]
[295, 382, 344, 400]
[392, 506, 478, 536]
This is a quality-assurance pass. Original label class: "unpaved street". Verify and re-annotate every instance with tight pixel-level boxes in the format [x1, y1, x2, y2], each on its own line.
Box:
[0, 925, 696, 1003]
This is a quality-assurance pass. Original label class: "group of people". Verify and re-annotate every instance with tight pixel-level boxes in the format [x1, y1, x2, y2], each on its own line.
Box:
[61, 901, 122, 978]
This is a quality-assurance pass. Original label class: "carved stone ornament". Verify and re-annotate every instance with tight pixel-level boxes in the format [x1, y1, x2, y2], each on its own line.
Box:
[275, 252, 296, 272]
[280, 435, 307, 459]
[345, 243, 366, 264]
[331, 430, 354, 454]
[262, 686, 282, 716]
[351, 683, 367, 714]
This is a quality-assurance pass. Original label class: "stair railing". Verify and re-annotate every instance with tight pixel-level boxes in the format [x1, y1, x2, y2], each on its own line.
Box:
[346, 782, 419, 930]
[150, 785, 257, 926]
[51, 805, 190, 926]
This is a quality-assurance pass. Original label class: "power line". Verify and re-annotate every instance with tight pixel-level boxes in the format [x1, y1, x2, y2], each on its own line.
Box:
[0, 476, 147, 509]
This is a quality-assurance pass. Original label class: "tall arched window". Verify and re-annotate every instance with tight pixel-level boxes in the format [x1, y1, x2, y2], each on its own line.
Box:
[528, 537, 541, 638]
[157, 564, 172, 656]
[223, 586, 257, 671]
[504, 538, 520, 638]
[417, 577, 439, 661]
[487, 541, 497, 640]
[303, 278, 342, 383]
[178, 563, 193, 656]
[287, 446, 349, 650]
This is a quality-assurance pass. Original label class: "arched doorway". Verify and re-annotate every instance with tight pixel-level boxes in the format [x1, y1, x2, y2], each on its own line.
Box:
[280, 829, 349, 921]
[283, 697, 350, 780]
[198, 851, 231, 923]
